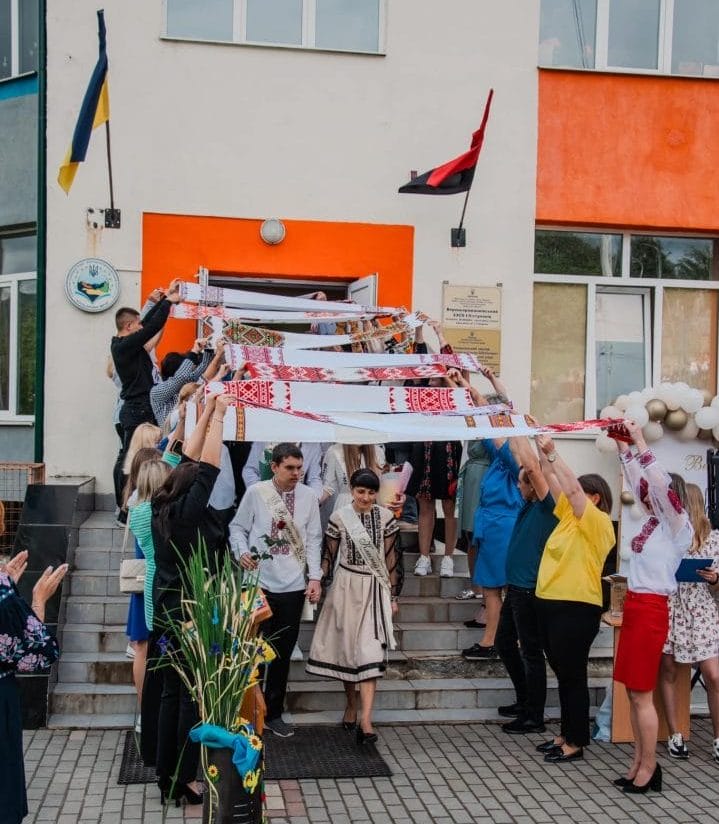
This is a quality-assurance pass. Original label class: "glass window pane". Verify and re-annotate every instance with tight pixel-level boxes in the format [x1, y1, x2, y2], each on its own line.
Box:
[0, 0, 11, 80]
[672, 0, 719, 77]
[661, 288, 718, 394]
[534, 230, 622, 275]
[246, 0, 302, 45]
[166, 0, 234, 41]
[316, 0, 379, 52]
[17, 279, 35, 415]
[630, 236, 718, 280]
[531, 283, 587, 423]
[608, 0, 660, 69]
[0, 286, 9, 411]
[539, 0, 597, 69]
[595, 291, 648, 415]
[19, 0, 38, 74]
[0, 234, 36, 275]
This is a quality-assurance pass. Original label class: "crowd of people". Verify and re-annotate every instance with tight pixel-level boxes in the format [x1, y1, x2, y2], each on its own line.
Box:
[2, 280, 719, 819]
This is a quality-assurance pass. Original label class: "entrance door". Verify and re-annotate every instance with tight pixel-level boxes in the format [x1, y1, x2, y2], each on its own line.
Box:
[347, 274, 377, 307]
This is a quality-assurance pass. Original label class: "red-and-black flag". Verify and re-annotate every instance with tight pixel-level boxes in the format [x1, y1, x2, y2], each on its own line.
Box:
[398, 89, 494, 195]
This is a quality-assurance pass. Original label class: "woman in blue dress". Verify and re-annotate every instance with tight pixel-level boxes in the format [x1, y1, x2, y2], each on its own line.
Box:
[462, 438, 524, 659]
[0, 504, 68, 823]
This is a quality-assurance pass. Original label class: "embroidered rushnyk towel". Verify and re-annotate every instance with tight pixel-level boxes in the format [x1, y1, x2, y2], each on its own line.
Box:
[243, 363, 450, 382]
[225, 344, 483, 372]
[205, 381, 508, 416]
[171, 302, 389, 325]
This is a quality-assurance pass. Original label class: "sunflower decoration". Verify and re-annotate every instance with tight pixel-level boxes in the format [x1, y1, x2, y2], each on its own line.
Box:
[254, 638, 276, 665]
[248, 733, 262, 752]
[207, 764, 220, 783]
[243, 768, 261, 793]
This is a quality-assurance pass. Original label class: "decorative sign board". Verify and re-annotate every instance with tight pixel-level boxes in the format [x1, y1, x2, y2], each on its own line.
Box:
[441, 283, 501, 373]
[65, 258, 120, 313]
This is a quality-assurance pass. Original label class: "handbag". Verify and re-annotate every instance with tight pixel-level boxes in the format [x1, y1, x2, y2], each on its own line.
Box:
[301, 597, 316, 622]
[120, 558, 146, 594]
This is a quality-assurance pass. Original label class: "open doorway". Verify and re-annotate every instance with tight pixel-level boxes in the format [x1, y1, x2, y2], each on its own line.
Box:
[207, 273, 377, 305]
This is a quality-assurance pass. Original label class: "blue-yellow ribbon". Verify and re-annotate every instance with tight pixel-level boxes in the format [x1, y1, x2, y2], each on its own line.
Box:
[189, 723, 261, 777]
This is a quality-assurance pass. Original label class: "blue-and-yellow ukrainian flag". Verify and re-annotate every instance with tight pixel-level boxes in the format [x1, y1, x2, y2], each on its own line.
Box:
[57, 10, 110, 194]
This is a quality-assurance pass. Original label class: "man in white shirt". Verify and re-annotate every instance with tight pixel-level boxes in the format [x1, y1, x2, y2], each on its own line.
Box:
[230, 443, 322, 737]
[242, 441, 324, 498]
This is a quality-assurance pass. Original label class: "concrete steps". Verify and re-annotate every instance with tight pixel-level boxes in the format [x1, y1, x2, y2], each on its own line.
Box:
[48, 510, 617, 730]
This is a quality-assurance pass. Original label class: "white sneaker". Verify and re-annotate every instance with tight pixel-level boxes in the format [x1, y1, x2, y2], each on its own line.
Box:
[290, 643, 303, 661]
[455, 588, 479, 601]
[667, 732, 689, 759]
[414, 555, 432, 576]
[439, 556, 454, 578]
[125, 644, 136, 660]
[713, 738, 719, 763]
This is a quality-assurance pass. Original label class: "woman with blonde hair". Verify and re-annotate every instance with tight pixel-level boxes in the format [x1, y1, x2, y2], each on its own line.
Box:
[659, 482, 719, 763]
[123, 423, 162, 474]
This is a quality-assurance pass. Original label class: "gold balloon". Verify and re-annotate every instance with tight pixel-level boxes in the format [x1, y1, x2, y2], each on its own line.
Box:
[665, 409, 688, 431]
[703, 389, 714, 407]
[620, 491, 635, 506]
[646, 399, 668, 421]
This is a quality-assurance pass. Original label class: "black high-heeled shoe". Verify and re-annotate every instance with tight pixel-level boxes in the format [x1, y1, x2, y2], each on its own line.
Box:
[622, 764, 662, 794]
[173, 783, 205, 806]
[356, 728, 378, 745]
[612, 776, 634, 787]
[158, 777, 171, 805]
[341, 711, 357, 731]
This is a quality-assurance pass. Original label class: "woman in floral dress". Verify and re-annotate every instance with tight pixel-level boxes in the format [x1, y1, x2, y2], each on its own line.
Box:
[0, 502, 68, 823]
[659, 483, 719, 763]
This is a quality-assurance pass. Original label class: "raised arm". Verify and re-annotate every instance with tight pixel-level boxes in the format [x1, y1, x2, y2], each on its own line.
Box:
[509, 435, 550, 501]
[182, 395, 216, 462]
[536, 434, 586, 517]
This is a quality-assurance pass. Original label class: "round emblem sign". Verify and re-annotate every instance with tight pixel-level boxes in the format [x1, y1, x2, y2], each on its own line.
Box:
[64, 258, 120, 313]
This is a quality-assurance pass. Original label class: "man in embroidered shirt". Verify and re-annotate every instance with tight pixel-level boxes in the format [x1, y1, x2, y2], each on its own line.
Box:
[229, 443, 322, 737]
[242, 441, 324, 498]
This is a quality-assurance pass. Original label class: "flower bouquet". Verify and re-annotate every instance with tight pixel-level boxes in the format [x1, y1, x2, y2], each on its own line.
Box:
[159, 542, 275, 824]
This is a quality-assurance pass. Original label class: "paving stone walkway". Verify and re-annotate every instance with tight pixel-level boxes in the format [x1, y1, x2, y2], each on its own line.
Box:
[23, 718, 719, 823]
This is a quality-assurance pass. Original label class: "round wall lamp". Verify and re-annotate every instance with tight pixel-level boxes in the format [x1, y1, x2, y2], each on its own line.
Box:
[260, 218, 286, 245]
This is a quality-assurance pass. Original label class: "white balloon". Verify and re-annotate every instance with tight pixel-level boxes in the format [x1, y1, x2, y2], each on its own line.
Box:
[713, 425, 719, 441]
[642, 421, 663, 442]
[600, 405, 622, 419]
[595, 433, 618, 454]
[624, 404, 649, 427]
[675, 382, 690, 393]
[677, 419, 700, 442]
[680, 389, 704, 414]
[657, 383, 680, 409]
[695, 407, 719, 430]
[628, 390, 644, 405]
[711, 396, 719, 409]
[614, 394, 630, 412]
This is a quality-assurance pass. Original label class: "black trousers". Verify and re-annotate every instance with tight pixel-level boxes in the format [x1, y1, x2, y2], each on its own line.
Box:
[536, 598, 601, 747]
[260, 589, 306, 721]
[156, 665, 200, 785]
[495, 585, 547, 724]
[114, 399, 156, 508]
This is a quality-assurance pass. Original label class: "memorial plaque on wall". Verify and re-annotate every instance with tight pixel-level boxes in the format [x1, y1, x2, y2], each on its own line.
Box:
[441, 283, 502, 373]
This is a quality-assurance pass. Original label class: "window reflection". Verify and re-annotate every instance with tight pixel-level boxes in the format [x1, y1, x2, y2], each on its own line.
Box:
[534, 230, 622, 276]
[166, 0, 233, 41]
[0, 286, 9, 411]
[531, 283, 587, 423]
[17, 280, 36, 415]
[672, 0, 719, 76]
[0, 0, 11, 80]
[608, 0, 660, 69]
[0, 235, 36, 275]
[19, 0, 38, 74]
[630, 236, 718, 280]
[316, 0, 379, 52]
[539, 0, 597, 68]
[246, 0, 303, 45]
[661, 288, 718, 394]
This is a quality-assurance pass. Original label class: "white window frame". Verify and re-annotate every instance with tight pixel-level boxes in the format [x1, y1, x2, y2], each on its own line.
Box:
[533, 227, 719, 421]
[163, 0, 387, 56]
[543, 0, 718, 80]
[0, 271, 35, 423]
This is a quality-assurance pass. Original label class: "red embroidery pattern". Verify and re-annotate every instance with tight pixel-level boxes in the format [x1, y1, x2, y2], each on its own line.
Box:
[667, 489, 684, 514]
[245, 363, 448, 382]
[631, 516, 658, 554]
[224, 323, 284, 347]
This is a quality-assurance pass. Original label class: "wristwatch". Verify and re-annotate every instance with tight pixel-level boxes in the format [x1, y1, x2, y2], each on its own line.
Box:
[547, 452, 558, 463]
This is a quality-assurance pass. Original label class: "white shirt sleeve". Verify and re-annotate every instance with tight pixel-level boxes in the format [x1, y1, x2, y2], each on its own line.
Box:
[229, 487, 255, 558]
[305, 493, 323, 581]
[241, 441, 263, 489]
[301, 443, 324, 498]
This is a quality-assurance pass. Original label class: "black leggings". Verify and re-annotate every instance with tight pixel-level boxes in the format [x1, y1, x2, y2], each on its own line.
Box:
[536, 598, 601, 747]
[156, 665, 200, 785]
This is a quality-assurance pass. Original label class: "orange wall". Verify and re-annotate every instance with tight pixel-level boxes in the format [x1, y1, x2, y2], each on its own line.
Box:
[142, 214, 414, 356]
[537, 69, 719, 232]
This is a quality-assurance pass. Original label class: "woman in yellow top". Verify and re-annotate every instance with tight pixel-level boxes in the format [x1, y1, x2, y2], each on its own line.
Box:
[533, 434, 615, 764]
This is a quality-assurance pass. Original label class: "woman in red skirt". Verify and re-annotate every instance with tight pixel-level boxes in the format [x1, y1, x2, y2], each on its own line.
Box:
[612, 420, 693, 794]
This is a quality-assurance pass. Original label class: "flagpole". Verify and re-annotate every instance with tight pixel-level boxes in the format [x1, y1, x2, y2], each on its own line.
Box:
[104, 120, 120, 227]
[452, 189, 470, 247]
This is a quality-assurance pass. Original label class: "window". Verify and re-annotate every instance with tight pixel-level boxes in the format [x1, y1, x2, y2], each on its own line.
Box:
[539, 0, 719, 78]
[164, 0, 384, 54]
[0, 0, 38, 81]
[0, 230, 36, 420]
[531, 227, 719, 421]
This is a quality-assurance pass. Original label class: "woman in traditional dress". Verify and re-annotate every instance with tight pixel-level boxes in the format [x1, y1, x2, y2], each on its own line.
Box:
[0, 505, 67, 824]
[659, 482, 719, 763]
[612, 420, 692, 793]
[306, 469, 403, 744]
